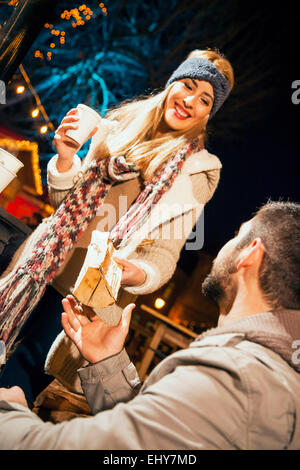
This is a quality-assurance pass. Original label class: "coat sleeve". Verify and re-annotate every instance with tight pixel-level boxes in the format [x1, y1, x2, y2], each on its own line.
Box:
[123, 169, 220, 295]
[77, 349, 141, 413]
[0, 346, 249, 450]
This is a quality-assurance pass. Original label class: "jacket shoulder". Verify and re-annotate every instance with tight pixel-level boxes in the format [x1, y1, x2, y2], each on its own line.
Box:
[181, 148, 222, 175]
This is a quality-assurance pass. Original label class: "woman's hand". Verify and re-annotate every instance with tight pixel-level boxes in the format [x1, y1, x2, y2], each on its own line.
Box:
[114, 257, 146, 287]
[61, 295, 135, 364]
[52, 108, 98, 172]
[0, 386, 28, 408]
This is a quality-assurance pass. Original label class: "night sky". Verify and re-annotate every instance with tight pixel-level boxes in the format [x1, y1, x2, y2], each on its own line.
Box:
[179, 2, 300, 273]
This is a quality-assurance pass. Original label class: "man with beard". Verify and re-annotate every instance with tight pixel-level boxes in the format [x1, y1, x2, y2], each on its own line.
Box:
[0, 200, 299, 450]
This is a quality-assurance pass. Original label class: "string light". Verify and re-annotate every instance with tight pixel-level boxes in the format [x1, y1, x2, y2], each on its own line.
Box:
[31, 108, 40, 118]
[40, 125, 48, 134]
[39, 4, 106, 58]
[18, 64, 55, 133]
[34, 50, 44, 59]
[0, 138, 43, 196]
[154, 298, 166, 309]
[16, 85, 25, 94]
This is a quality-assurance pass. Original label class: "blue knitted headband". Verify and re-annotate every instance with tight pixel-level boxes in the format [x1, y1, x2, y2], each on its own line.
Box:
[166, 57, 231, 119]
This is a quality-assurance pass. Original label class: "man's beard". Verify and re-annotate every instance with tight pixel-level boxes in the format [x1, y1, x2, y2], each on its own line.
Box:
[202, 257, 238, 311]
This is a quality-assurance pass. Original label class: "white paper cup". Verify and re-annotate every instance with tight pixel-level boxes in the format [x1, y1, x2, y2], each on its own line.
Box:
[0, 163, 16, 192]
[0, 147, 24, 174]
[65, 104, 101, 146]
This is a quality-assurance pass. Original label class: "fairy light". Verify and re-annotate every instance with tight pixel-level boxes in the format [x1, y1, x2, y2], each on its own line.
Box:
[40, 5, 105, 57]
[16, 85, 25, 94]
[31, 108, 40, 118]
[34, 50, 44, 59]
[0, 138, 43, 196]
[18, 64, 55, 134]
[154, 298, 166, 309]
[99, 2, 108, 15]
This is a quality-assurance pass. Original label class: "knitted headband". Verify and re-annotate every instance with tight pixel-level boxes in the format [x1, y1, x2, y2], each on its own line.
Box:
[166, 57, 231, 118]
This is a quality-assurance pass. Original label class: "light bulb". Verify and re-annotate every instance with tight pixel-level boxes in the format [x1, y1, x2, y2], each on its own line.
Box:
[154, 298, 166, 309]
[31, 108, 40, 118]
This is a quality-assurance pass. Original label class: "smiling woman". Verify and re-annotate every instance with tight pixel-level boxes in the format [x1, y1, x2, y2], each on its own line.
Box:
[0, 47, 235, 407]
[92, 48, 235, 180]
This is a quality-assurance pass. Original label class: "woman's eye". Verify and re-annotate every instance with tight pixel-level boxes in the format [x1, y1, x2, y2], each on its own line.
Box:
[184, 82, 192, 90]
[201, 98, 209, 106]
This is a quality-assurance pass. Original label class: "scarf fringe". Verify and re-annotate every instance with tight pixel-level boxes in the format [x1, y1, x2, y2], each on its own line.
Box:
[0, 271, 44, 355]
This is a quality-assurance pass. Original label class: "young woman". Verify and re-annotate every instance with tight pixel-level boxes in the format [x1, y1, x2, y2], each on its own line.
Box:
[0, 49, 234, 405]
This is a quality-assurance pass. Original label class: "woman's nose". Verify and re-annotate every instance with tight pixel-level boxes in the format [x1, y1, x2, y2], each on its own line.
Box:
[183, 96, 195, 107]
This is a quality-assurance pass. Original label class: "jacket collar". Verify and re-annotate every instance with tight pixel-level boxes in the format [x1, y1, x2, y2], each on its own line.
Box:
[181, 148, 222, 175]
[192, 309, 300, 373]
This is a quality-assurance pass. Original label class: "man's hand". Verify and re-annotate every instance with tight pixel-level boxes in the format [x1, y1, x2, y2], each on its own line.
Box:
[114, 257, 146, 287]
[61, 295, 135, 364]
[0, 386, 28, 408]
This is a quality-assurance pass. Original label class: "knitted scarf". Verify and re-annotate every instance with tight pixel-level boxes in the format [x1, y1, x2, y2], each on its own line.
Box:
[0, 139, 201, 354]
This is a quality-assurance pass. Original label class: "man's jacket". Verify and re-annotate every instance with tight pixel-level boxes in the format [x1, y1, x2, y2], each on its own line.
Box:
[0, 309, 300, 449]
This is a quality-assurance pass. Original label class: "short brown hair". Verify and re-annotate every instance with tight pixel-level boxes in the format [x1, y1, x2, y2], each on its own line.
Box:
[239, 201, 300, 309]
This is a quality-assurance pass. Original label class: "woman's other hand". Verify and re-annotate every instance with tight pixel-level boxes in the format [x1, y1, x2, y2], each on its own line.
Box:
[61, 295, 135, 364]
[113, 257, 146, 287]
[52, 108, 98, 172]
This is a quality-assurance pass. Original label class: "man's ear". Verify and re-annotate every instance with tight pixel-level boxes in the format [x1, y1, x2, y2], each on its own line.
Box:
[236, 238, 265, 271]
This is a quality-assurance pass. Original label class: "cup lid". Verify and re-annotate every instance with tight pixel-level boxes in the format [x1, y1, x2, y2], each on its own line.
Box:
[77, 104, 101, 121]
[0, 147, 24, 167]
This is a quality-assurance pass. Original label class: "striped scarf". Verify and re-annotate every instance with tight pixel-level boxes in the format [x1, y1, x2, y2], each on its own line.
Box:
[0, 139, 201, 354]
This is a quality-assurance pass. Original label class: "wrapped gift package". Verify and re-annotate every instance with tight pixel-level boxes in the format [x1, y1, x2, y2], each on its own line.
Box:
[73, 231, 123, 309]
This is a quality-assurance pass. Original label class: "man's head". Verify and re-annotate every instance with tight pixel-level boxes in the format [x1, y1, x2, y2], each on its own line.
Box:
[202, 201, 300, 317]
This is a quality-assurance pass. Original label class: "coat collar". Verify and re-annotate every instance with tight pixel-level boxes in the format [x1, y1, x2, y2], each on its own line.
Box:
[181, 148, 222, 175]
[117, 149, 221, 258]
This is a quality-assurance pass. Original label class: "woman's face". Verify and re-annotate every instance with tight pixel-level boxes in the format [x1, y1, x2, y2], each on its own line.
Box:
[162, 78, 214, 132]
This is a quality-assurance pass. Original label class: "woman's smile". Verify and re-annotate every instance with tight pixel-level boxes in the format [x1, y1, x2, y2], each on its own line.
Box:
[173, 102, 191, 120]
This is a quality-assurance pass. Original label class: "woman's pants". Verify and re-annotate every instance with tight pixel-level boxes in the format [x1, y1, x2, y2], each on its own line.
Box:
[0, 285, 64, 407]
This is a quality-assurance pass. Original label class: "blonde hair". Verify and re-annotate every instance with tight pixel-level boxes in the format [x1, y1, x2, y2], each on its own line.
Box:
[95, 49, 234, 180]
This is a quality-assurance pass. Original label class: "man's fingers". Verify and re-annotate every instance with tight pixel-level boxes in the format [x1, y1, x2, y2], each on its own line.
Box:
[66, 295, 83, 314]
[61, 311, 75, 340]
[62, 298, 81, 331]
[120, 303, 135, 330]
[66, 295, 91, 324]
